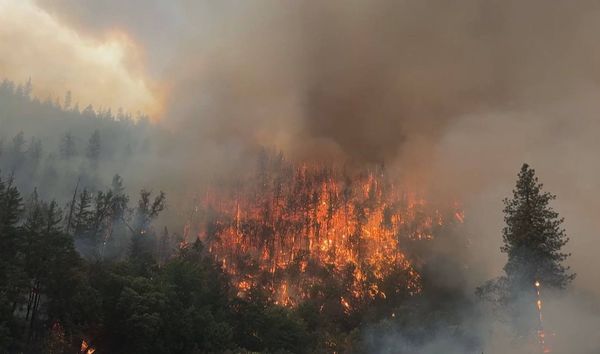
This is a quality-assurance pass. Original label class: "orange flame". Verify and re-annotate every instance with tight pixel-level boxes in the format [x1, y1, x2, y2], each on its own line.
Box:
[188, 157, 463, 307]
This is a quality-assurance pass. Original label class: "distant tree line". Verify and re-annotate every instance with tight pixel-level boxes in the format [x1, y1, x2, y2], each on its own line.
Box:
[0, 78, 162, 203]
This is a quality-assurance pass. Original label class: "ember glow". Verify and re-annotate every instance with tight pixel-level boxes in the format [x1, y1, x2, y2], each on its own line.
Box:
[79, 340, 95, 354]
[535, 280, 552, 353]
[185, 153, 464, 308]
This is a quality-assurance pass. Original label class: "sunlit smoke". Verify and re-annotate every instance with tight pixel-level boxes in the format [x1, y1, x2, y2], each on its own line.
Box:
[0, 0, 162, 116]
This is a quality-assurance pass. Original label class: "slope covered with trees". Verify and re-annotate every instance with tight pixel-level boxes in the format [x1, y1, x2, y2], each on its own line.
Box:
[0, 173, 320, 353]
[0, 80, 585, 353]
[0, 78, 163, 203]
[0, 80, 476, 353]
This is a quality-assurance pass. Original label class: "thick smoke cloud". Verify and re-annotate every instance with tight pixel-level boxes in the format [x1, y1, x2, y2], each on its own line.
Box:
[33, 1, 600, 159]
[33, 0, 600, 293]
[0, 0, 160, 115]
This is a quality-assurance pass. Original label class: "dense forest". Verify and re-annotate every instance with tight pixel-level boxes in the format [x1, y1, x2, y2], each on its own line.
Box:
[0, 80, 589, 353]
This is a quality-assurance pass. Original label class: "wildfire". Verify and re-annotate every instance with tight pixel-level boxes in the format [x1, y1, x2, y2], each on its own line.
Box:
[187, 153, 464, 308]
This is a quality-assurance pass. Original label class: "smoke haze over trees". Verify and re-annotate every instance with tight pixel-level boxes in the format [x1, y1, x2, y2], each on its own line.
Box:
[1, 87, 597, 351]
[2, 1, 600, 352]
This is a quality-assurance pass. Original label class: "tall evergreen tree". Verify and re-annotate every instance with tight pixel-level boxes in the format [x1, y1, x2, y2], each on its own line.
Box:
[478, 164, 575, 308]
[88, 190, 112, 254]
[21, 197, 65, 341]
[72, 189, 92, 237]
[502, 163, 574, 291]
[109, 174, 129, 221]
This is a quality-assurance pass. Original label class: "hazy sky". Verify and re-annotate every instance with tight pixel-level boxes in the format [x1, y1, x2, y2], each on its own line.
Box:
[0, 0, 161, 115]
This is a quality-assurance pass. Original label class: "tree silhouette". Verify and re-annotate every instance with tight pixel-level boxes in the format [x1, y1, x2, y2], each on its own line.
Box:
[478, 163, 575, 320]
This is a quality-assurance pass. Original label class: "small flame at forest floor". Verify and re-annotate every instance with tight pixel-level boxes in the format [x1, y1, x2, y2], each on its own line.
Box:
[80, 339, 95, 354]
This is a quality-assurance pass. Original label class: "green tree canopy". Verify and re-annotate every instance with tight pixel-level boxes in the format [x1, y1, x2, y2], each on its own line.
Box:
[478, 163, 576, 312]
[502, 163, 575, 292]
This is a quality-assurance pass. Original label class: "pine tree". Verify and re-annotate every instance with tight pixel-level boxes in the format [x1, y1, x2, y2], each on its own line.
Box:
[89, 191, 112, 249]
[22, 196, 63, 341]
[0, 175, 25, 321]
[502, 164, 575, 291]
[110, 174, 129, 220]
[101, 175, 130, 259]
[478, 164, 575, 306]
[0, 175, 23, 237]
[21, 197, 81, 342]
[72, 189, 92, 237]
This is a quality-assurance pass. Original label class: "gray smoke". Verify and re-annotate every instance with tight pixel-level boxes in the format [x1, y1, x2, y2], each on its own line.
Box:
[9, 1, 600, 351]
[37, 1, 600, 160]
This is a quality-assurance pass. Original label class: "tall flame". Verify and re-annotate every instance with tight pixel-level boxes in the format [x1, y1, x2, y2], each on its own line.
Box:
[186, 154, 463, 308]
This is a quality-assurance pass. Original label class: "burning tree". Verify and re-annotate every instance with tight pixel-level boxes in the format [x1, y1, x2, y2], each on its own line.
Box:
[186, 151, 464, 312]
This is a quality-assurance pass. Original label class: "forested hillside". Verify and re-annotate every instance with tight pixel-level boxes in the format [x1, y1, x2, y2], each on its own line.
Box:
[0, 79, 164, 202]
[0, 81, 477, 353]
[0, 79, 592, 354]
